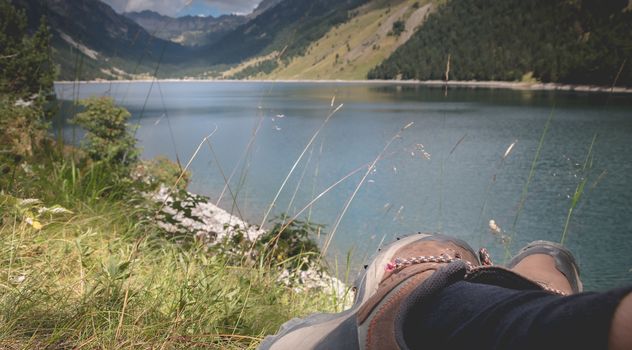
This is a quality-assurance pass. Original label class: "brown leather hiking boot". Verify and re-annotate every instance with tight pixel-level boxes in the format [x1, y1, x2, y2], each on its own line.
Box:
[356, 234, 480, 349]
[507, 240, 583, 295]
[259, 233, 481, 350]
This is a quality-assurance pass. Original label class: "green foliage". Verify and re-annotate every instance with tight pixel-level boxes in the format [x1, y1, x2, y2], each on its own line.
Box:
[369, 0, 632, 86]
[0, 101, 49, 157]
[0, 1, 55, 98]
[231, 59, 279, 79]
[132, 156, 188, 191]
[257, 215, 324, 270]
[389, 20, 406, 37]
[72, 97, 139, 168]
[0, 1, 56, 160]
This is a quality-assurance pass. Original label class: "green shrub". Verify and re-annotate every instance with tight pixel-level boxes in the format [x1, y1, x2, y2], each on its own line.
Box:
[389, 20, 406, 37]
[72, 97, 139, 168]
[0, 101, 49, 158]
[256, 215, 324, 270]
[132, 156, 189, 191]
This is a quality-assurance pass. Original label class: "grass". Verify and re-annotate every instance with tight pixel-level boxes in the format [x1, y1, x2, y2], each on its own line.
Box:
[504, 107, 554, 259]
[0, 153, 342, 349]
[560, 133, 597, 245]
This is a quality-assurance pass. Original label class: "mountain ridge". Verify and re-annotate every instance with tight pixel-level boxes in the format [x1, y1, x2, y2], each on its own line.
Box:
[12, 0, 632, 86]
[124, 10, 246, 46]
[15, 0, 191, 80]
[202, 0, 369, 65]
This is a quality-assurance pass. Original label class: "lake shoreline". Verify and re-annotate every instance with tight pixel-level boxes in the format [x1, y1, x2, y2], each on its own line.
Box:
[55, 79, 632, 94]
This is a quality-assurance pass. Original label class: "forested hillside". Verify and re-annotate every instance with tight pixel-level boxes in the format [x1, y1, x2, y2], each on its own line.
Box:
[368, 0, 632, 86]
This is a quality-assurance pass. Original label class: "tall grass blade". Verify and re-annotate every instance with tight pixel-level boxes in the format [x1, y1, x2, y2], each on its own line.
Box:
[259, 103, 344, 228]
[560, 133, 597, 245]
[321, 122, 413, 256]
[508, 108, 554, 258]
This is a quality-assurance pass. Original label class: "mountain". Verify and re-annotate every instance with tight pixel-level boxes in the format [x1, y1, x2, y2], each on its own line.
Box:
[123, 0, 284, 47]
[124, 10, 246, 46]
[368, 0, 632, 86]
[256, 0, 437, 80]
[11, 0, 631, 85]
[204, 0, 369, 65]
[248, 0, 284, 18]
[14, 0, 191, 80]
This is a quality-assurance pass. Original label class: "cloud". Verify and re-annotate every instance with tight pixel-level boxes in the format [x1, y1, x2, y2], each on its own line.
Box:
[102, 0, 262, 16]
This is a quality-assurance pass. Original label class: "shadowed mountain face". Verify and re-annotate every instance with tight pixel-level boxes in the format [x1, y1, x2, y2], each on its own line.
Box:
[124, 10, 247, 46]
[15, 0, 192, 79]
[248, 0, 284, 18]
[204, 0, 368, 65]
[18, 0, 188, 60]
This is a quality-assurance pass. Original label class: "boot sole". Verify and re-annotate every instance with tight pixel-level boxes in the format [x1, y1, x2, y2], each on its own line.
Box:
[507, 240, 583, 293]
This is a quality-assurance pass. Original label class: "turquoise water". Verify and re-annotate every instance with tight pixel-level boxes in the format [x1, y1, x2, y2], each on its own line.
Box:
[55, 81, 632, 291]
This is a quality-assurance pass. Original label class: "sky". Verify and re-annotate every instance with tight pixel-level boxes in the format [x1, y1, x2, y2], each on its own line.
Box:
[102, 0, 263, 17]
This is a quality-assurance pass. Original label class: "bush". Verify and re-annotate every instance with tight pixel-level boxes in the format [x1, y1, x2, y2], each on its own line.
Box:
[72, 97, 139, 168]
[390, 20, 406, 37]
[132, 156, 188, 191]
[0, 101, 48, 158]
[256, 215, 324, 270]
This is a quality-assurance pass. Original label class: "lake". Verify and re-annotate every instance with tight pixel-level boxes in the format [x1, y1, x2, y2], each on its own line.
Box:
[54, 81, 632, 291]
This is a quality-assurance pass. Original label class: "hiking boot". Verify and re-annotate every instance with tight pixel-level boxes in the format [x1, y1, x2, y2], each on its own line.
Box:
[258, 233, 481, 350]
[506, 240, 583, 295]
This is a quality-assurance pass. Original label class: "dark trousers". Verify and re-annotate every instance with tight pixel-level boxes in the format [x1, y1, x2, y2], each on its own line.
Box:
[398, 262, 632, 350]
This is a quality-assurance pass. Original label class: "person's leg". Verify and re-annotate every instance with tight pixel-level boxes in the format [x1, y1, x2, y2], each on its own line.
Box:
[260, 235, 632, 350]
[400, 279, 632, 350]
[397, 240, 631, 350]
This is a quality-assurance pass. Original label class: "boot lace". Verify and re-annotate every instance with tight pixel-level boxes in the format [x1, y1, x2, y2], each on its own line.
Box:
[386, 248, 567, 296]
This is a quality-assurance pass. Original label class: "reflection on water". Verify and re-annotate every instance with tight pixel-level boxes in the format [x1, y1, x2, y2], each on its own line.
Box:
[54, 81, 632, 290]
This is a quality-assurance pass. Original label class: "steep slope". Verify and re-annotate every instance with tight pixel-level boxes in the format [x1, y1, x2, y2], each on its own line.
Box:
[261, 0, 436, 80]
[248, 0, 284, 18]
[204, 0, 368, 65]
[369, 0, 632, 86]
[15, 0, 191, 80]
[124, 10, 246, 46]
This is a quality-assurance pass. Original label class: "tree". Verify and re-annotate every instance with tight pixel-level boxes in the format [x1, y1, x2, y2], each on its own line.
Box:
[0, 1, 55, 98]
[0, 1, 56, 158]
[390, 20, 406, 37]
[73, 97, 139, 167]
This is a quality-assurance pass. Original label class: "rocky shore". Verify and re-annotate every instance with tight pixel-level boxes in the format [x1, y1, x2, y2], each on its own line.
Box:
[152, 185, 352, 305]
